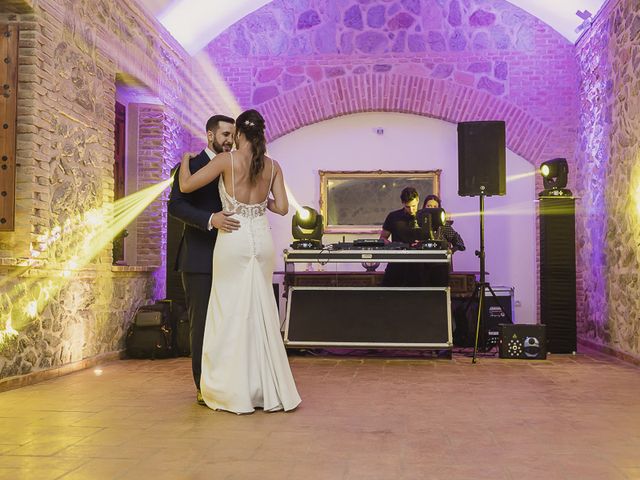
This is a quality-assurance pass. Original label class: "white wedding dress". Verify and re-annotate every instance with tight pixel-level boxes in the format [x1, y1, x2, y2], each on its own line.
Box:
[200, 156, 301, 414]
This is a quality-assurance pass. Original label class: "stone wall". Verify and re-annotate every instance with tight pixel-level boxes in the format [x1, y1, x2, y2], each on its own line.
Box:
[0, 265, 156, 378]
[0, 0, 193, 382]
[575, 0, 640, 360]
[205, 0, 579, 172]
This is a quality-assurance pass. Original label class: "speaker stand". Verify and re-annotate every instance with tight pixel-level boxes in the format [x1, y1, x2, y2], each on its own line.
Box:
[467, 193, 512, 363]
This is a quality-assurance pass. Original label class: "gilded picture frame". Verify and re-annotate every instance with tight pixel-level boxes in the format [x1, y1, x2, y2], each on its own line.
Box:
[319, 170, 441, 234]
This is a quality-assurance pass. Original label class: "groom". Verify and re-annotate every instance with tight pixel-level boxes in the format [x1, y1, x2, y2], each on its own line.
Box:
[168, 114, 240, 405]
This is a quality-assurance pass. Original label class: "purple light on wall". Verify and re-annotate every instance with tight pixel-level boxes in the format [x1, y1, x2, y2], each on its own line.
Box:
[576, 25, 613, 337]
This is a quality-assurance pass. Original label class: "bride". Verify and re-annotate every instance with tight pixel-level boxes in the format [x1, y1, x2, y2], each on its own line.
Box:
[178, 109, 301, 414]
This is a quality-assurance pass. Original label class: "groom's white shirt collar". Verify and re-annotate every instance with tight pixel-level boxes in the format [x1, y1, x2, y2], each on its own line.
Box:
[205, 147, 216, 160]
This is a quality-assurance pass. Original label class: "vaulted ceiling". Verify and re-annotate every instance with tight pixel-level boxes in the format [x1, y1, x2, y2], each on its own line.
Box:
[138, 0, 606, 54]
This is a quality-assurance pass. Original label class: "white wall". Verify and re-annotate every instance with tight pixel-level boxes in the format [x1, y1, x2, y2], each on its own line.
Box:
[268, 112, 537, 324]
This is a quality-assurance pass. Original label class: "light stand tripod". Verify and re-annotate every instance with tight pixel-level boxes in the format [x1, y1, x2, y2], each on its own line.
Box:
[468, 192, 512, 363]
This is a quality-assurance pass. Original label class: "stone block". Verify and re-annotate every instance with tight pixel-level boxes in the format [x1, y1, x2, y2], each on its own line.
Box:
[355, 31, 388, 54]
[427, 31, 445, 51]
[367, 5, 385, 29]
[298, 10, 321, 30]
[470, 9, 496, 27]
[344, 5, 363, 30]
[388, 13, 415, 30]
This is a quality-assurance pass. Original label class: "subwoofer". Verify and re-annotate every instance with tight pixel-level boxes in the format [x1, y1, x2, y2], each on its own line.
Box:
[539, 196, 576, 353]
[457, 121, 506, 196]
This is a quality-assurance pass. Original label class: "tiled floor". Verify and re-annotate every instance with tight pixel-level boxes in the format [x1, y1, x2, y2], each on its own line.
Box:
[0, 349, 639, 480]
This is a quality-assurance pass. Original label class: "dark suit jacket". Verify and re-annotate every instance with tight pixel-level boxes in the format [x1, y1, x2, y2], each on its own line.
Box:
[168, 150, 222, 274]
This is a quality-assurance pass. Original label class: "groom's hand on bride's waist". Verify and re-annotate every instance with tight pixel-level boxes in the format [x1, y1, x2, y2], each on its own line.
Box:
[209, 211, 240, 232]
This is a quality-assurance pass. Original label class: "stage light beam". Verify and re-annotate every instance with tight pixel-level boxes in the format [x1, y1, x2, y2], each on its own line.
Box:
[506, 171, 537, 182]
[0, 176, 175, 343]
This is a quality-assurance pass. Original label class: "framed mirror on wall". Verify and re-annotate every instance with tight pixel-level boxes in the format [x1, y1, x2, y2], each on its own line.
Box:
[319, 170, 441, 233]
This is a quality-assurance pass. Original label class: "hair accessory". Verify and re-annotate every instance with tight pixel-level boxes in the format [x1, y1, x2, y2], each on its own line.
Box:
[244, 120, 255, 127]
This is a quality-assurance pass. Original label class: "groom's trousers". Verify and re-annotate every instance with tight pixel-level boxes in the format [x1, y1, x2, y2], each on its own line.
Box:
[181, 272, 212, 390]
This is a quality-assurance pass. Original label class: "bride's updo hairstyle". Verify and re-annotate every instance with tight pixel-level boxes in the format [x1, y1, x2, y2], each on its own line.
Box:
[236, 109, 267, 184]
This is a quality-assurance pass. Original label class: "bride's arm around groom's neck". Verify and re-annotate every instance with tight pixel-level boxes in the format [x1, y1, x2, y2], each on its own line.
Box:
[179, 152, 227, 194]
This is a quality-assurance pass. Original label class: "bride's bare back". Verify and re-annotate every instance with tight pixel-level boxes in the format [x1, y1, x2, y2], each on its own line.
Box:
[224, 151, 274, 205]
[179, 148, 288, 216]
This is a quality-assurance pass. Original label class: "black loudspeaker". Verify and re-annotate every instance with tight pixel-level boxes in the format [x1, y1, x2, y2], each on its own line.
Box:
[457, 121, 506, 196]
[499, 324, 547, 359]
[539, 197, 576, 353]
[166, 213, 185, 306]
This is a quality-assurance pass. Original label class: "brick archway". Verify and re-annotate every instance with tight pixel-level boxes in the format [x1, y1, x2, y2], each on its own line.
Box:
[260, 73, 552, 166]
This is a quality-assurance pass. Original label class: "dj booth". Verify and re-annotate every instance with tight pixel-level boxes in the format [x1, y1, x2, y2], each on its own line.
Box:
[282, 243, 453, 351]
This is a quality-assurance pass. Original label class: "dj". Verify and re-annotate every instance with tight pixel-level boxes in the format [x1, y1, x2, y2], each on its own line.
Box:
[379, 187, 425, 286]
[379, 186, 420, 245]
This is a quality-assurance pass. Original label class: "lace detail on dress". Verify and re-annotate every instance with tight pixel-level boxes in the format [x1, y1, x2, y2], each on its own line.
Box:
[219, 180, 267, 219]
[219, 152, 275, 220]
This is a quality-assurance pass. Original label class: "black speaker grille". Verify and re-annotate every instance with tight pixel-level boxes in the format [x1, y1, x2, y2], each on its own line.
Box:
[458, 121, 506, 196]
[539, 197, 576, 353]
